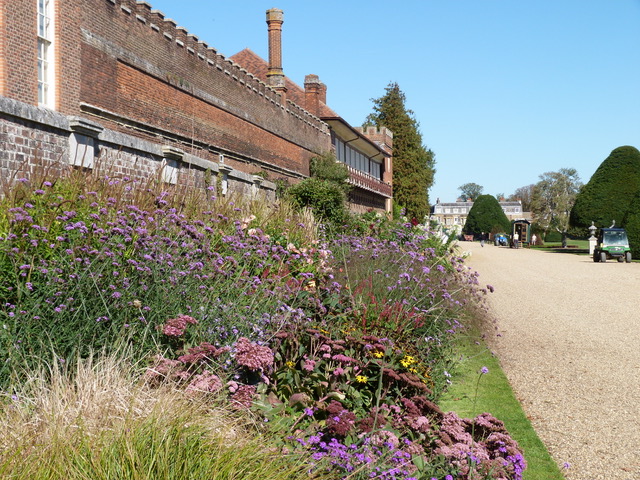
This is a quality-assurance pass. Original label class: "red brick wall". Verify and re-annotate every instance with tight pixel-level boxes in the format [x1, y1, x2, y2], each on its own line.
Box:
[2, 0, 331, 181]
[76, 0, 329, 178]
[1, 1, 38, 102]
[0, 113, 69, 182]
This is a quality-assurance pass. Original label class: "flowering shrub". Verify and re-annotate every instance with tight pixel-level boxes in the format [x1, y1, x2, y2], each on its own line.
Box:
[0, 173, 525, 479]
[0, 175, 326, 378]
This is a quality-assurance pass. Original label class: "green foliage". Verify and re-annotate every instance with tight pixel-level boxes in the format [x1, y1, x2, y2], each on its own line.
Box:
[507, 185, 535, 213]
[458, 183, 484, 201]
[543, 230, 563, 242]
[622, 190, 640, 259]
[309, 152, 350, 186]
[464, 195, 511, 235]
[365, 82, 435, 222]
[570, 146, 640, 231]
[531, 168, 582, 243]
[288, 153, 350, 226]
[287, 178, 348, 225]
[270, 328, 434, 419]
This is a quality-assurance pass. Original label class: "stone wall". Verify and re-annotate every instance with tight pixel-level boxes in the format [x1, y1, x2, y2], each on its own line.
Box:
[0, 96, 275, 202]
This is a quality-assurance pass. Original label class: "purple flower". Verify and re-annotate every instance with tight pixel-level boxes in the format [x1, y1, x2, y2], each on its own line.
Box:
[480, 366, 489, 375]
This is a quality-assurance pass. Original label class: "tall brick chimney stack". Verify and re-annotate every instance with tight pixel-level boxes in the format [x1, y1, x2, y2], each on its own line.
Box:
[266, 8, 287, 101]
[304, 74, 327, 117]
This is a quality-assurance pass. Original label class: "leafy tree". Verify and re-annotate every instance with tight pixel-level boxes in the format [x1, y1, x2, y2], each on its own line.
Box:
[288, 153, 350, 226]
[570, 146, 640, 231]
[463, 194, 511, 236]
[364, 83, 435, 222]
[458, 183, 483, 201]
[531, 168, 582, 247]
[507, 185, 535, 212]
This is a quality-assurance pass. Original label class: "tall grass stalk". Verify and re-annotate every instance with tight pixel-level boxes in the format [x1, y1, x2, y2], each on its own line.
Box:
[0, 353, 313, 480]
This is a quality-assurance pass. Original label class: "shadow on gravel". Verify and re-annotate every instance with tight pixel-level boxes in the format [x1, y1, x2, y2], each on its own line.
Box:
[536, 248, 589, 255]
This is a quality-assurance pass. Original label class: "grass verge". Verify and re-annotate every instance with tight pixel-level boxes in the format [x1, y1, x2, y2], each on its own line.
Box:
[439, 331, 565, 480]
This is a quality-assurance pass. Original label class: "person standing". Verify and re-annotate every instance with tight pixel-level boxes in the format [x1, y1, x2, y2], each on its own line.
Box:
[531, 233, 537, 246]
[480, 232, 485, 247]
[513, 232, 519, 249]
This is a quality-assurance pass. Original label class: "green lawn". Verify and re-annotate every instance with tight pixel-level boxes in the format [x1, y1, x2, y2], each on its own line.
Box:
[439, 332, 565, 480]
[533, 239, 589, 250]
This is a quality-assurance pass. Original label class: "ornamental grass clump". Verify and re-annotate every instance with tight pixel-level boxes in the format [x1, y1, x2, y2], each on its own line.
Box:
[0, 353, 312, 480]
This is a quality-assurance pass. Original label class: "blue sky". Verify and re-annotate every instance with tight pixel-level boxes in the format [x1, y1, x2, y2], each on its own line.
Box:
[148, 1, 640, 203]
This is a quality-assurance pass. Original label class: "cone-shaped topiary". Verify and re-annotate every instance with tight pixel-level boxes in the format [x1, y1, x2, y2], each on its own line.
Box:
[570, 146, 640, 231]
[463, 194, 511, 236]
[622, 190, 640, 260]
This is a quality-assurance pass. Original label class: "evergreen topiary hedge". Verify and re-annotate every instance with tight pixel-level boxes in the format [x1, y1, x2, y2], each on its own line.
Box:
[622, 190, 640, 260]
[569, 146, 640, 232]
[463, 194, 512, 236]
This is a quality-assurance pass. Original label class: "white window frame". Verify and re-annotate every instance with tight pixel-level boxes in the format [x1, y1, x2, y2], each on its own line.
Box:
[37, 0, 55, 108]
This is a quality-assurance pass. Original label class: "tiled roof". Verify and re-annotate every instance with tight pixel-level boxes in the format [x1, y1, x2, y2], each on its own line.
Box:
[229, 48, 339, 119]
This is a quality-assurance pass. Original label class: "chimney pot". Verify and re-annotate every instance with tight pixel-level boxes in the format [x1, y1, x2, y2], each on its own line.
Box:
[304, 74, 324, 116]
[266, 8, 286, 100]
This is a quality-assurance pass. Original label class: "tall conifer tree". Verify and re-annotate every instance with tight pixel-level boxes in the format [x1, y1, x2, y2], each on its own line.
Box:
[365, 83, 435, 222]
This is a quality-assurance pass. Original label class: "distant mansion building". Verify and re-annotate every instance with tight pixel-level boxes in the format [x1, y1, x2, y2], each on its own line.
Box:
[430, 198, 530, 227]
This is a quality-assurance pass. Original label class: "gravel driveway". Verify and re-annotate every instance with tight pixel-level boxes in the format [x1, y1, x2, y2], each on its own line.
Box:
[462, 241, 640, 480]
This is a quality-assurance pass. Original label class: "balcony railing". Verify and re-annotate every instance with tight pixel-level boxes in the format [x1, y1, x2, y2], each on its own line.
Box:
[345, 165, 393, 198]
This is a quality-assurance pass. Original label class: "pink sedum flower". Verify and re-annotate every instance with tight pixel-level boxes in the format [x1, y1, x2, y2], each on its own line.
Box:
[162, 314, 198, 337]
[234, 337, 274, 371]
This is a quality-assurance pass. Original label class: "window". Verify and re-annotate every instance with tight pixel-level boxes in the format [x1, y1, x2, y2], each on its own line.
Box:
[332, 133, 386, 180]
[371, 161, 382, 180]
[37, 0, 55, 107]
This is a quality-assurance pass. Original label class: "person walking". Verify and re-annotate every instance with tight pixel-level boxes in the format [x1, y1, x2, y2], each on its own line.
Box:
[513, 232, 519, 249]
[480, 232, 485, 247]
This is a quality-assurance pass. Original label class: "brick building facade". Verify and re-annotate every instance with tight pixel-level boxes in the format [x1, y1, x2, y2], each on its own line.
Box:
[0, 1, 392, 212]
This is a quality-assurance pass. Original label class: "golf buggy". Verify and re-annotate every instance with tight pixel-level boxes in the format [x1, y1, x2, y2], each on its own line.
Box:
[593, 227, 632, 263]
